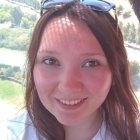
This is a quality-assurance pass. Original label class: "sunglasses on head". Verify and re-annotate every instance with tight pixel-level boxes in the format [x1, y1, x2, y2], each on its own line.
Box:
[40, 0, 118, 31]
[41, 0, 116, 13]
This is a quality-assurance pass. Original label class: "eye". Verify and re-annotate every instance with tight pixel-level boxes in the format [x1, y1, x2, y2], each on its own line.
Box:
[81, 59, 99, 68]
[43, 57, 60, 66]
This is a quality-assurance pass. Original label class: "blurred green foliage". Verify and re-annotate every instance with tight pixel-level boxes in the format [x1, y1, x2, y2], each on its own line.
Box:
[0, 64, 23, 84]
[130, 61, 140, 91]
[0, 28, 31, 50]
[0, 80, 24, 105]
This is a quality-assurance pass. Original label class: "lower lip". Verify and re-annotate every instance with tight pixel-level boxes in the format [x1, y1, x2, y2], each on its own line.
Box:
[56, 98, 87, 110]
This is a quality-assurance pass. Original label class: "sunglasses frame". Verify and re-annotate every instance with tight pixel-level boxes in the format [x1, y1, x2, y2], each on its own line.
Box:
[41, 0, 115, 13]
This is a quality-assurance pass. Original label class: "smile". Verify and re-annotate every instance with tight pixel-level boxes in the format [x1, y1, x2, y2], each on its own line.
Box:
[58, 99, 85, 105]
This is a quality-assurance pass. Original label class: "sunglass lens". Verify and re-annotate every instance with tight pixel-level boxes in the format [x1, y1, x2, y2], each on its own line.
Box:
[41, 0, 73, 9]
[81, 0, 115, 12]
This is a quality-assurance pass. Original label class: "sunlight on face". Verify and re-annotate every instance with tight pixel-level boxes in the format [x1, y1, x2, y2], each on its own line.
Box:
[39, 16, 77, 52]
[34, 16, 112, 126]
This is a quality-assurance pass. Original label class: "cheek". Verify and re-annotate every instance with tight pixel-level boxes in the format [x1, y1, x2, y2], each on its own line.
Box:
[34, 66, 57, 86]
[33, 65, 58, 98]
[33, 66, 59, 110]
[83, 67, 112, 95]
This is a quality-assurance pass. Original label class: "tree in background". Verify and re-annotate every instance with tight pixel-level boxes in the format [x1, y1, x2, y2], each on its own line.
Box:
[0, 28, 30, 50]
[10, 6, 23, 27]
[130, 61, 140, 91]
[136, 25, 140, 44]
[11, 0, 40, 10]
[127, 24, 137, 43]
[116, 4, 124, 16]
[123, 9, 131, 18]
[20, 13, 37, 29]
[122, 23, 140, 45]
[0, 5, 12, 23]
[0, 64, 22, 83]
[123, 23, 131, 41]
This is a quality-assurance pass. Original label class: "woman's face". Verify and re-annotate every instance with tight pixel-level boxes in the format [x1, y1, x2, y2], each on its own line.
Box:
[33, 16, 112, 126]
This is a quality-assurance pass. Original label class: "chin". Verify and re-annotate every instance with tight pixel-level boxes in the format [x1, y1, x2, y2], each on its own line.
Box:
[56, 115, 84, 126]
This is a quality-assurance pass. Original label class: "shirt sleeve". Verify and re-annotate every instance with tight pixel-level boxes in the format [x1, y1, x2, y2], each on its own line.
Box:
[1, 110, 38, 140]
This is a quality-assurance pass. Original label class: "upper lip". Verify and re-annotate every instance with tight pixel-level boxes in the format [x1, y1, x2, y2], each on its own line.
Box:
[56, 98, 87, 105]
[56, 97, 87, 102]
[55, 97, 87, 101]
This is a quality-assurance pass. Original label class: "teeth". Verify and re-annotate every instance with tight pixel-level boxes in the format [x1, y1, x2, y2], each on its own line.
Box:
[59, 99, 83, 105]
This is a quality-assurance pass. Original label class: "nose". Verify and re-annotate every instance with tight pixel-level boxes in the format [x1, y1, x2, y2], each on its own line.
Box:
[58, 68, 83, 93]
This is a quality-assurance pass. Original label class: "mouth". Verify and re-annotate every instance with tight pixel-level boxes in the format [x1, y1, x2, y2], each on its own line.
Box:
[57, 98, 87, 106]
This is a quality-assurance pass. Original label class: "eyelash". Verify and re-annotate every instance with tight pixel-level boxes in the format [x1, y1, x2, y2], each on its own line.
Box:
[43, 57, 60, 66]
[81, 59, 100, 68]
[42, 57, 100, 68]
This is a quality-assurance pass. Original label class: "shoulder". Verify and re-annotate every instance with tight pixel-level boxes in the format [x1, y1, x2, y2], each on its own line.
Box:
[2, 109, 38, 140]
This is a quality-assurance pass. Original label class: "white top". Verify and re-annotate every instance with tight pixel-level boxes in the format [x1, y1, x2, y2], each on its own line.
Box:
[1, 110, 114, 140]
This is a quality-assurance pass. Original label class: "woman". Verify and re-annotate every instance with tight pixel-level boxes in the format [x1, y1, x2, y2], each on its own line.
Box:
[6, 0, 140, 140]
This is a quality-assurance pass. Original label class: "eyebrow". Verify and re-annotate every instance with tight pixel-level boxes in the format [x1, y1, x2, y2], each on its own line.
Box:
[37, 50, 105, 57]
[37, 50, 60, 55]
[81, 52, 105, 57]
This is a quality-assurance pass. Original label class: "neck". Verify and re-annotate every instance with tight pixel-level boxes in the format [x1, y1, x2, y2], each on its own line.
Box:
[64, 110, 103, 140]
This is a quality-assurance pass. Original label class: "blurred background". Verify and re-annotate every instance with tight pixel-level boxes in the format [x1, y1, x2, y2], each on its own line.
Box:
[0, 0, 140, 129]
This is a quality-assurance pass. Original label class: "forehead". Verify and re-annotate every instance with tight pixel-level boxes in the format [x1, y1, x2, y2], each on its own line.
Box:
[45, 16, 77, 33]
[40, 16, 75, 50]
[41, 15, 89, 40]
[40, 16, 95, 46]
[38, 15, 104, 56]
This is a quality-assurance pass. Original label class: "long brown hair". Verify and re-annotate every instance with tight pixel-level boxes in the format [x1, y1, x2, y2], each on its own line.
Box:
[25, 2, 140, 140]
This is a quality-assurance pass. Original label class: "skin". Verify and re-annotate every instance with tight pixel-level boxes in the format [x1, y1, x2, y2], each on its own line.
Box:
[33, 16, 112, 140]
